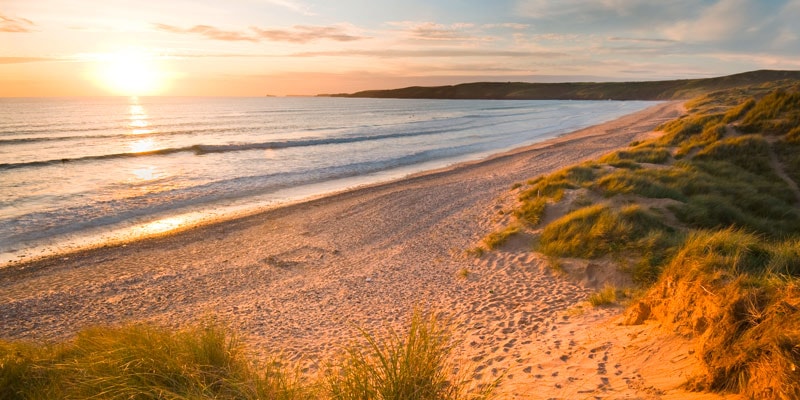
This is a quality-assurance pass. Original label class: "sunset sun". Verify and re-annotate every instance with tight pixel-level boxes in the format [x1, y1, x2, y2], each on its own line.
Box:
[95, 50, 167, 96]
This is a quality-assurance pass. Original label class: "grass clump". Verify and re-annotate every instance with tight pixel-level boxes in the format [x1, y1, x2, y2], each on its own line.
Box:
[482, 224, 520, 250]
[693, 135, 773, 176]
[739, 89, 800, 135]
[656, 113, 722, 146]
[538, 204, 675, 271]
[600, 147, 671, 165]
[595, 168, 686, 201]
[588, 285, 618, 307]
[0, 321, 306, 400]
[326, 310, 493, 400]
[1, 311, 496, 400]
[513, 196, 546, 225]
[722, 98, 756, 122]
[519, 164, 597, 202]
[650, 230, 800, 398]
[675, 122, 726, 157]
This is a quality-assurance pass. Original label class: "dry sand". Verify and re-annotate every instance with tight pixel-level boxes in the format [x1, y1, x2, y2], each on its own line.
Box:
[0, 101, 740, 399]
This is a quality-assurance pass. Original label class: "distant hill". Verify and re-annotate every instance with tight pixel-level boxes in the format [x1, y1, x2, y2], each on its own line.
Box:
[324, 70, 800, 101]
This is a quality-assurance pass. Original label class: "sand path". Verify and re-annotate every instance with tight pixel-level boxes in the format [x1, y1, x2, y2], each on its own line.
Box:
[1, 101, 737, 398]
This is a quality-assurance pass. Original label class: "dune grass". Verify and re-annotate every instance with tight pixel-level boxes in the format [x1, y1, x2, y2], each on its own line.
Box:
[654, 230, 800, 398]
[495, 83, 800, 397]
[482, 224, 521, 250]
[537, 204, 678, 284]
[326, 310, 493, 400]
[0, 311, 494, 400]
[0, 321, 308, 400]
[588, 285, 619, 307]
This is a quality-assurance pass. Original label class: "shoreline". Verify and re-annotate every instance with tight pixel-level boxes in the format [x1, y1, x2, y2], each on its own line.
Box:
[2, 100, 730, 398]
[1, 101, 666, 269]
[1, 101, 657, 269]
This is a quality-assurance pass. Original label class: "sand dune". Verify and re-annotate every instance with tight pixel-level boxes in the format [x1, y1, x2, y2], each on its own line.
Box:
[0, 101, 739, 398]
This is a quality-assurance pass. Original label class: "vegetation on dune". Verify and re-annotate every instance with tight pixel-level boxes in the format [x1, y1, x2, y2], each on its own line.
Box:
[328, 70, 800, 101]
[652, 230, 800, 398]
[326, 310, 493, 400]
[0, 321, 307, 400]
[0, 312, 492, 400]
[482, 82, 800, 398]
[588, 285, 620, 307]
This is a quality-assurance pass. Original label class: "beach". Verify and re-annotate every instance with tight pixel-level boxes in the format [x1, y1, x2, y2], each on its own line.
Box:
[0, 101, 736, 398]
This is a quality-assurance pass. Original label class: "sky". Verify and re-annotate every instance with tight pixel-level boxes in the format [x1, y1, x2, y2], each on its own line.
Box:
[2, 0, 800, 96]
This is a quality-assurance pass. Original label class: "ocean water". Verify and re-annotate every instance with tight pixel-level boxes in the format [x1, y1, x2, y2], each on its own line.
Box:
[0, 96, 655, 263]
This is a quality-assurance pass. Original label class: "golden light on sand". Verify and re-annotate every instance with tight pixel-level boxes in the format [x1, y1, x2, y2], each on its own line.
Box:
[138, 215, 190, 235]
[94, 50, 166, 96]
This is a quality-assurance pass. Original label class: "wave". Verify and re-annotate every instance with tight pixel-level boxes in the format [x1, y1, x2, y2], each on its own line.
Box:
[0, 143, 477, 246]
[0, 125, 465, 170]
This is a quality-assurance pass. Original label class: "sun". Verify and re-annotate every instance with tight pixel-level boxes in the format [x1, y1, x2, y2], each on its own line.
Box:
[95, 49, 167, 96]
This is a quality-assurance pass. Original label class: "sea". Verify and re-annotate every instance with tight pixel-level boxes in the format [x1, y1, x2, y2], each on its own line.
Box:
[0, 96, 655, 264]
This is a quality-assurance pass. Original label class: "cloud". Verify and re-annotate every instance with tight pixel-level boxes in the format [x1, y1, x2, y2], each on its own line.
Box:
[660, 0, 800, 52]
[292, 49, 566, 58]
[153, 23, 367, 43]
[607, 37, 678, 44]
[515, 0, 708, 29]
[515, 0, 800, 56]
[483, 23, 531, 30]
[153, 23, 258, 42]
[0, 14, 35, 33]
[387, 21, 487, 41]
[251, 25, 365, 43]
[0, 57, 52, 64]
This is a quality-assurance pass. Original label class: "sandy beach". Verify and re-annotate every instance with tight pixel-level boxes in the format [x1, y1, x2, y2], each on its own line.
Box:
[0, 101, 739, 398]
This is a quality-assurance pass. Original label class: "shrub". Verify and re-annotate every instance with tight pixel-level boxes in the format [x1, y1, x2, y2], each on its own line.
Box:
[652, 230, 800, 398]
[519, 164, 597, 201]
[0, 322, 306, 400]
[588, 285, 618, 307]
[514, 196, 547, 226]
[537, 204, 673, 261]
[325, 311, 493, 400]
[601, 147, 671, 164]
[482, 224, 521, 250]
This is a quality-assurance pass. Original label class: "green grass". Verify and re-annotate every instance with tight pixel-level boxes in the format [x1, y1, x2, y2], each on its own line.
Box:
[519, 164, 596, 202]
[0, 321, 307, 400]
[482, 224, 521, 250]
[537, 204, 677, 282]
[326, 310, 493, 400]
[655, 230, 800, 398]
[1, 312, 495, 400]
[693, 135, 774, 176]
[507, 84, 800, 398]
[722, 98, 756, 123]
[600, 147, 672, 165]
[675, 122, 726, 158]
[739, 89, 800, 135]
[514, 196, 547, 226]
[588, 285, 618, 307]
[774, 135, 800, 185]
[595, 168, 686, 201]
